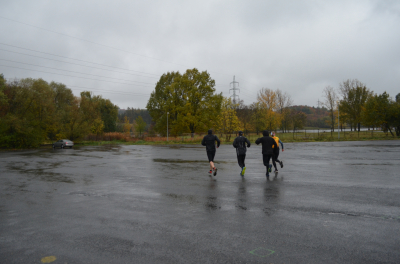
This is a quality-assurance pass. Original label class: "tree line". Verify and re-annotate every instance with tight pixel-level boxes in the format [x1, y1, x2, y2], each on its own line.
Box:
[322, 79, 400, 136]
[0, 74, 119, 148]
[146, 68, 308, 139]
[146, 70, 400, 138]
[1, 70, 399, 148]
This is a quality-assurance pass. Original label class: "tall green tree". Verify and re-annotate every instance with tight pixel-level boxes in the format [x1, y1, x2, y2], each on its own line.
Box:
[257, 88, 281, 131]
[146, 68, 222, 136]
[146, 71, 181, 135]
[236, 101, 253, 135]
[63, 91, 101, 140]
[0, 74, 7, 111]
[290, 110, 307, 138]
[48, 82, 75, 140]
[215, 97, 241, 141]
[97, 97, 119, 132]
[339, 79, 372, 131]
[0, 78, 56, 148]
[393, 96, 400, 136]
[250, 102, 265, 135]
[135, 116, 147, 137]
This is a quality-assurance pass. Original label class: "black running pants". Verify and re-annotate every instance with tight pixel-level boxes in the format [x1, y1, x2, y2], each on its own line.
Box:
[237, 154, 246, 168]
[272, 148, 280, 170]
[207, 151, 216, 162]
[262, 154, 272, 167]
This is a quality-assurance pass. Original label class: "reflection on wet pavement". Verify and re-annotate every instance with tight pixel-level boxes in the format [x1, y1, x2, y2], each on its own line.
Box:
[0, 141, 399, 263]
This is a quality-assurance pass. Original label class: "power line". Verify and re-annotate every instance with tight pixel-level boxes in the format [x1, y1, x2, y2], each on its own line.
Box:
[0, 17, 232, 77]
[0, 48, 159, 79]
[0, 42, 160, 77]
[0, 59, 156, 85]
[66, 85, 151, 97]
[6, 77, 152, 97]
[0, 16, 187, 67]
[0, 64, 155, 87]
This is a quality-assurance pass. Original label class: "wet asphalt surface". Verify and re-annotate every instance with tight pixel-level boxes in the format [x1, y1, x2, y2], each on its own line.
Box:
[0, 140, 400, 264]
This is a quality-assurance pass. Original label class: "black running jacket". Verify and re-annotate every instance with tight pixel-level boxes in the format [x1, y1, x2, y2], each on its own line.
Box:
[233, 136, 251, 155]
[201, 134, 220, 152]
[255, 136, 277, 155]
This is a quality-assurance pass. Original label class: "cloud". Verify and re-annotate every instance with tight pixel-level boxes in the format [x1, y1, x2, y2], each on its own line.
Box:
[1, 0, 399, 109]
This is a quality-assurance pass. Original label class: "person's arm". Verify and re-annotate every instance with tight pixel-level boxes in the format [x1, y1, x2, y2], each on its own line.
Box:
[233, 138, 237, 148]
[255, 138, 261, 145]
[246, 138, 251, 148]
[215, 136, 221, 148]
[279, 139, 284, 150]
[201, 137, 205, 146]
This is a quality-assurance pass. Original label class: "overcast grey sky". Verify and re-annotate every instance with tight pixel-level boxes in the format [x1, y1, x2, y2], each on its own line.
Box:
[1, 0, 399, 109]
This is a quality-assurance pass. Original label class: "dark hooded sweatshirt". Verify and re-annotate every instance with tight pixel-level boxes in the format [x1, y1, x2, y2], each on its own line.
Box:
[201, 130, 221, 152]
[233, 135, 251, 155]
[255, 131, 277, 155]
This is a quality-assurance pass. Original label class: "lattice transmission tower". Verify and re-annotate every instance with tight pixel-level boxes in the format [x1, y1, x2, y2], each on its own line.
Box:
[230, 75, 240, 104]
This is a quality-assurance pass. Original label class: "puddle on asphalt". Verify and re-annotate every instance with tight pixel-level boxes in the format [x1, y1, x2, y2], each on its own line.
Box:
[154, 159, 206, 163]
[77, 144, 123, 152]
[205, 196, 220, 210]
[153, 158, 229, 164]
[68, 191, 110, 198]
[163, 193, 199, 205]
[7, 164, 75, 183]
[154, 145, 203, 149]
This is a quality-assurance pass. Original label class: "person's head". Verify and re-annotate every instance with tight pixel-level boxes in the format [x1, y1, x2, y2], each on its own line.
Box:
[271, 132, 275, 137]
[208, 129, 212, 135]
[263, 130, 270, 136]
[238, 131, 243, 136]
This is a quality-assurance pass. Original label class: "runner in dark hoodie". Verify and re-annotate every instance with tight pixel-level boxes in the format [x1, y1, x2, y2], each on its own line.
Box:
[255, 130, 278, 178]
[233, 131, 251, 176]
[201, 129, 221, 176]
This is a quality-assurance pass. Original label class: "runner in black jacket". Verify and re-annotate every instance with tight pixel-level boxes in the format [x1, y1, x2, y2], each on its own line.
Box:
[255, 130, 278, 178]
[233, 131, 251, 176]
[201, 129, 221, 176]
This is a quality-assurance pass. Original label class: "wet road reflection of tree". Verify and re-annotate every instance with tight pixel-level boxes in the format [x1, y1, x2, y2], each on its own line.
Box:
[205, 176, 219, 211]
[263, 175, 282, 216]
[236, 178, 248, 211]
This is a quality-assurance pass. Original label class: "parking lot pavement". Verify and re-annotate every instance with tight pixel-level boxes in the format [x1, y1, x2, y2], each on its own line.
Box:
[1, 140, 400, 263]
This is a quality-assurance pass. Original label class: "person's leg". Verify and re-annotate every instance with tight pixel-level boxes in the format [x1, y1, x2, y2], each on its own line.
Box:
[237, 153, 242, 168]
[275, 148, 281, 163]
[263, 155, 272, 177]
[239, 154, 246, 175]
[209, 151, 217, 176]
[210, 161, 214, 170]
[276, 148, 283, 168]
[272, 153, 278, 171]
[207, 151, 215, 173]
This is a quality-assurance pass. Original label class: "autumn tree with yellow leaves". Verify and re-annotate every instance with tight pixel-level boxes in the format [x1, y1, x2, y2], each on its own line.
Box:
[215, 97, 241, 141]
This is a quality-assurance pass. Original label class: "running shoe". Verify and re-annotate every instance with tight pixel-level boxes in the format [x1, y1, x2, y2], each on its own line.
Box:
[208, 170, 212, 174]
[280, 161, 283, 168]
[268, 164, 272, 173]
[213, 168, 218, 176]
[266, 172, 270, 178]
[241, 167, 246, 176]
[274, 169, 278, 173]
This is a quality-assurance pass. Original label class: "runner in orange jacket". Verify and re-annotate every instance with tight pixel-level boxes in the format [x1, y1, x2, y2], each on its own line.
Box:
[271, 132, 284, 172]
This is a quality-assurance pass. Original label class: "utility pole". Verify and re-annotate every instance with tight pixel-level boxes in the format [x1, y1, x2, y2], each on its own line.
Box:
[230, 75, 240, 104]
[337, 102, 340, 140]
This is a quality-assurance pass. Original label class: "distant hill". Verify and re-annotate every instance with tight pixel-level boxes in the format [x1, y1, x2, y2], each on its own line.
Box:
[289, 105, 330, 128]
